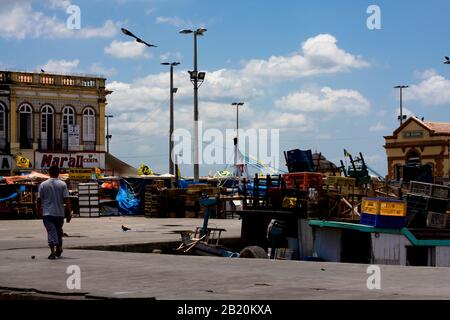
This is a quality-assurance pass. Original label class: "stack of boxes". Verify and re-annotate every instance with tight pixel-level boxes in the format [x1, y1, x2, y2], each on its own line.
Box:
[406, 181, 449, 229]
[325, 176, 356, 195]
[283, 172, 323, 190]
[185, 184, 221, 218]
[78, 183, 100, 217]
[360, 198, 407, 228]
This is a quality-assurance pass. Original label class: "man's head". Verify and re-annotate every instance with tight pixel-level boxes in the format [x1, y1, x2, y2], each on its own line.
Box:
[49, 165, 60, 178]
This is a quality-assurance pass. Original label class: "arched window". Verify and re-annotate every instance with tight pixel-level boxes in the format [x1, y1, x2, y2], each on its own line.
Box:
[62, 106, 75, 150]
[62, 106, 75, 134]
[19, 103, 33, 149]
[40, 105, 54, 150]
[406, 149, 421, 164]
[83, 108, 96, 142]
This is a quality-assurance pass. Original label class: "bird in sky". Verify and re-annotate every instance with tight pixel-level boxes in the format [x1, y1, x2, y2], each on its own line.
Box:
[40, 69, 45, 73]
[136, 38, 157, 48]
[121, 225, 131, 232]
[121, 28, 157, 47]
[444, 56, 450, 64]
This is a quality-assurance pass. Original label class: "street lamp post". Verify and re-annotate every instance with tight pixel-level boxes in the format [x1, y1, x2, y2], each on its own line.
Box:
[231, 102, 244, 176]
[161, 62, 180, 175]
[180, 28, 207, 182]
[105, 115, 113, 154]
[394, 85, 409, 125]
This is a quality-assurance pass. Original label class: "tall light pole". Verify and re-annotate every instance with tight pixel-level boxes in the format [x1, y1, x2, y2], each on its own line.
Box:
[180, 27, 207, 182]
[394, 85, 409, 125]
[161, 62, 180, 175]
[105, 115, 114, 153]
[231, 102, 244, 177]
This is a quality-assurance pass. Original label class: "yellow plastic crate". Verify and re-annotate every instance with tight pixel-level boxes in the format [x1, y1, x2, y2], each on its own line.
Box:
[362, 198, 380, 215]
[362, 198, 406, 217]
[326, 176, 356, 187]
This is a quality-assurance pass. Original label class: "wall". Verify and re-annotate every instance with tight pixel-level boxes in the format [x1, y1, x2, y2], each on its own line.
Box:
[370, 233, 410, 265]
[313, 228, 342, 262]
[435, 247, 450, 267]
[298, 218, 314, 258]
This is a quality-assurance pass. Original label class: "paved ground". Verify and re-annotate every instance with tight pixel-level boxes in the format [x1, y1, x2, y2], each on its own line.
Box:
[0, 217, 242, 250]
[1, 217, 450, 300]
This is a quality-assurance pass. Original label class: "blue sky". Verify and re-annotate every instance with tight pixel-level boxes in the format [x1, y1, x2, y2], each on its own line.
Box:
[1, 0, 450, 176]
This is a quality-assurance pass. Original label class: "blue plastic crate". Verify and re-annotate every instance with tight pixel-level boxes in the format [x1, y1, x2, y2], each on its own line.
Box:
[360, 213, 406, 229]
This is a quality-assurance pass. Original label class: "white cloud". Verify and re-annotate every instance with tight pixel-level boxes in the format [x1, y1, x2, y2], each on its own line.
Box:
[41, 59, 79, 73]
[406, 69, 450, 106]
[369, 122, 387, 132]
[159, 52, 183, 62]
[241, 34, 369, 80]
[89, 63, 117, 77]
[47, 0, 71, 10]
[156, 16, 188, 28]
[275, 87, 370, 114]
[0, 1, 118, 39]
[104, 40, 152, 59]
[106, 33, 370, 139]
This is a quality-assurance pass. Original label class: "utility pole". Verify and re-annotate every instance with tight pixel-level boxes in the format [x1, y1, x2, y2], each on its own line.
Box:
[231, 102, 244, 177]
[105, 115, 113, 153]
[180, 28, 207, 182]
[394, 85, 408, 126]
[161, 62, 180, 175]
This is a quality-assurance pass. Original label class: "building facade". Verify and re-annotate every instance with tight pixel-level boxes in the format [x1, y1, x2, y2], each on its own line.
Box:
[384, 117, 450, 180]
[0, 70, 110, 174]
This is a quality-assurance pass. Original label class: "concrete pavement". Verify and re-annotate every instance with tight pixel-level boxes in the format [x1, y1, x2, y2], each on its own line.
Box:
[1, 216, 450, 300]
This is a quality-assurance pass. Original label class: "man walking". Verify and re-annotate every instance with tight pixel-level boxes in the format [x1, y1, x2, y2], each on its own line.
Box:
[37, 165, 71, 260]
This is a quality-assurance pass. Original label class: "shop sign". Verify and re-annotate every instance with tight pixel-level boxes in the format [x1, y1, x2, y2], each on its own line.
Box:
[35, 152, 105, 169]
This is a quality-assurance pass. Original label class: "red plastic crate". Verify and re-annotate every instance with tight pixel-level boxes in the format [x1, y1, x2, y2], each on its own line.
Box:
[283, 172, 323, 190]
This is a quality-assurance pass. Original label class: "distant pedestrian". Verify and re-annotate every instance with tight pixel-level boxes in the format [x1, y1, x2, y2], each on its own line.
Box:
[37, 165, 71, 260]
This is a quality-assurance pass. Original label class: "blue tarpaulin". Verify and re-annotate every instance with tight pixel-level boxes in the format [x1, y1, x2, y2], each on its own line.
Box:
[116, 179, 140, 215]
[0, 192, 17, 202]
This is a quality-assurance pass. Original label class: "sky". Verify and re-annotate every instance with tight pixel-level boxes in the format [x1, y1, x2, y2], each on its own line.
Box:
[1, 0, 450, 176]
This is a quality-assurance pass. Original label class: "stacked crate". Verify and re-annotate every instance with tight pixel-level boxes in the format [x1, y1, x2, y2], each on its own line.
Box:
[325, 176, 356, 195]
[360, 197, 407, 228]
[78, 183, 99, 217]
[406, 181, 449, 228]
[166, 189, 186, 218]
[144, 184, 160, 217]
[283, 172, 323, 190]
[185, 184, 220, 218]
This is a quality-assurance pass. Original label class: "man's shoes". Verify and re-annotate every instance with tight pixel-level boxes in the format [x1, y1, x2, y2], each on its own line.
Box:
[55, 247, 63, 257]
[48, 253, 56, 260]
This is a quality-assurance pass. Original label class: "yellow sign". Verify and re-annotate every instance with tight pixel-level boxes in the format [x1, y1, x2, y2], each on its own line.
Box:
[16, 154, 31, 168]
[138, 163, 153, 176]
[69, 168, 93, 180]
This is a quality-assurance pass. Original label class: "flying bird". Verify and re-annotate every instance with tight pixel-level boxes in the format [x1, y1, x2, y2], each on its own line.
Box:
[40, 69, 45, 73]
[445, 56, 450, 64]
[121, 225, 131, 232]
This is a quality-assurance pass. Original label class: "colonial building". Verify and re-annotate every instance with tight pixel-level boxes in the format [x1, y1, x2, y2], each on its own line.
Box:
[384, 117, 450, 180]
[0, 70, 111, 174]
